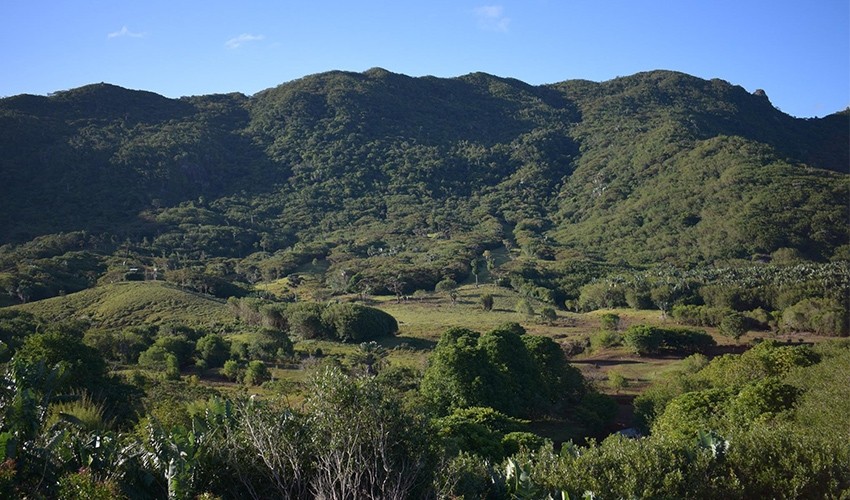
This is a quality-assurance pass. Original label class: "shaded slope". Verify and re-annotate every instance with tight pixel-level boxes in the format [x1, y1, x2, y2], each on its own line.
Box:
[0, 69, 846, 295]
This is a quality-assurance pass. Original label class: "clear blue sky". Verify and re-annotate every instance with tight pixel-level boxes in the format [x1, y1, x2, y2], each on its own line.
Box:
[2, 0, 848, 117]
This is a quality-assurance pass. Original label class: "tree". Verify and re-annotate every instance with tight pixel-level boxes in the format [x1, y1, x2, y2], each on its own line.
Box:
[348, 341, 388, 375]
[165, 353, 181, 380]
[305, 367, 435, 499]
[287, 303, 329, 339]
[483, 250, 495, 271]
[221, 360, 240, 381]
[321, 303, 398, 342]
[243, 361, 270, 386]
[540, 307, 557, 325]
[388, 275, 406, 304]
[470, 258, 482, 288]
[515, 298, 534, 318]
[719, 312, 748, 341]
[435, 278, 459, 305]
[15, 329, 107, 391]
[194, 334, 230, 368]
[435, 406, 528, 460]
[422, 326, 585, 418]
[651, 285, 675, 318]
[652, 388, 732, 441]
[421, 328, 489, 414]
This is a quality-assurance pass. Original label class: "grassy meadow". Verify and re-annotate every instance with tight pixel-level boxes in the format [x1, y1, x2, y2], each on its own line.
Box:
[11, 276, 821, 433]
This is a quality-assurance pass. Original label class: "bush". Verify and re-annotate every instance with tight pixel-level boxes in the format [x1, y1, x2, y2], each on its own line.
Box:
[435, 406, 528, 460]
[599, 313, 620, 331]
[540, 307, 557, 324]
[221, 359, 240, 381]
[623, 325, 715, 356]
[149, 334, 194, 367]
[575, 392, 619, 435]
[589, 330, 622, 351]
[243, 360, 270, 386]
[287, 302, 329, 339]
[194, 334, 230, 368]
[719, 312, 748, 340]
[422, 326, 585, 418]
[137, 345, 172, 371]
[515, 298, 535, 317]
[578, 282, 625, 311]
[320, 303, 398, 342]
[480, 293, 494, 311]
[781, 298, 849, 336]
[624, 288, 653, 309]
[672, 304, 732, 327]
[651, 388, 732, 441]
[607, 370, 628, 393]
[502, 432, 549, 456]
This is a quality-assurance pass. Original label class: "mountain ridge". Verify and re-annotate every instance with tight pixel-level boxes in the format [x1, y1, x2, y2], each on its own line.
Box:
[0, 68, 847, 304]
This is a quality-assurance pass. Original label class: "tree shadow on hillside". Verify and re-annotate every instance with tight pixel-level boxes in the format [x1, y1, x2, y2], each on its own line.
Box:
[381, 336, 436, 351]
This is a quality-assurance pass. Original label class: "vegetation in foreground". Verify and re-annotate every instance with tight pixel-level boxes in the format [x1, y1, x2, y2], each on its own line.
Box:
[0, 277, 848, 498]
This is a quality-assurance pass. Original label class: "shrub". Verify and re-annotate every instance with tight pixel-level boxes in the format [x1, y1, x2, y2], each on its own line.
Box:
[623, 325, 715, 356]
[624, 288, 653, 309]
[608, 370, 628, 393]
[589, 330, 622, 351]
[575, 392, 619, 435]
[422, 326, 585, 418]
[672, 304, 737, 327]
[540, 307, 557, 324]
[243, 360, 270, 386]
[651, 388, 732, 441]
[502, 432, 549, 456]
[515, 298, 535, 317]
[221, 359, 240, 381]
[578, 282, 625, 311]
[599, 313, 620, 331]
[194, 334, 230, 368]
[287, 302, 329, 339]
[781, 298, 849, 336]
[719, 312, 748, 340]
[138, 344, 172, 371]
[480, 293, 494, 311]
[320, 303, 398, 342]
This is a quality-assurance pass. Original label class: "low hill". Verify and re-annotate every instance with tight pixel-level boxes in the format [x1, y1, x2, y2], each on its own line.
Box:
[14, 281, 233, 330]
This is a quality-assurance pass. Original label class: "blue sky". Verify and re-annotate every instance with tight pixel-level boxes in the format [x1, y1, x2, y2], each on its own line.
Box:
[2, 1, 848, 117]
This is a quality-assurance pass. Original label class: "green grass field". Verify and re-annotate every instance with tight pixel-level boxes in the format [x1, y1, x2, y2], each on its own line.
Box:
[14, 281, 235, 330]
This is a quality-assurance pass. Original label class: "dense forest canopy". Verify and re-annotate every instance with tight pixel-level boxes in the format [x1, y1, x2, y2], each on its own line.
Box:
[0, 69, 847, 305]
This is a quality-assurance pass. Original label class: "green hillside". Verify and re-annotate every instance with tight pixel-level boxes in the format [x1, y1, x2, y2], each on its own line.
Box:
[14, 281, 233, 329]
[0, 69, 847, 305]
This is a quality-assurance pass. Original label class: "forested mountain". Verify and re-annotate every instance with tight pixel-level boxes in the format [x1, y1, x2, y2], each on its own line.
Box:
[0, 69, 847, 304]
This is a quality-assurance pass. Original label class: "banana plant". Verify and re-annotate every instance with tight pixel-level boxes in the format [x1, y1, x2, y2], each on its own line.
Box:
[141, 398, 231, 500]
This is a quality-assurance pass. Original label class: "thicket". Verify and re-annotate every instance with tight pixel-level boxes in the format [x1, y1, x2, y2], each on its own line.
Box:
[227, 297, 398, 342]
[577, 261, 849, 336]
[623, 324, 716, 356]
[477, 339, 850, 499]
[420, 324, 588, 418]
